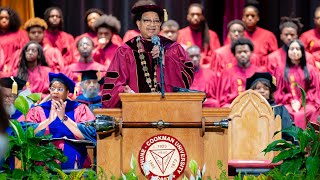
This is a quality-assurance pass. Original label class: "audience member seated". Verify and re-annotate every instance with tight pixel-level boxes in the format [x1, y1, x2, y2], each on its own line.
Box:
[268, 17, 315, 75]
[211, 19, 260, 74]
[0, 7, 28, 73]
[0, 90, 9, 170]
[160, 19, 179, 42]
[300, 6, 320, 67]
[73, 8, 123, 60]
[218, 38, 264, 107]
[43, 7, 75, 66]
[177, 3, 220, 68]
[65, 37, 107, 84]
[241, 0, 278, 67]
[92, 14, 121, 68]
[188, 46, 219, 107]
[274, 40, 320, 129]
[0, 77, 27, 120]
[15, 42, 52, 96]
[75, 70, 103, 112]
[9, 17, 64, 73]
[26, 72, 96, 169]
[246, 72, 294, 141]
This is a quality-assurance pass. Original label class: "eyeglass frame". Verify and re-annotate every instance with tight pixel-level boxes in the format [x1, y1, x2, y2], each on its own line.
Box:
[141, 18, 162, 26]
[48, 87, 65, 92]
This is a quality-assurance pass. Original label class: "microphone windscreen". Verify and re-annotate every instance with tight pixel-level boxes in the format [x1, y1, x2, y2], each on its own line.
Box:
[151, 35, 160, 45]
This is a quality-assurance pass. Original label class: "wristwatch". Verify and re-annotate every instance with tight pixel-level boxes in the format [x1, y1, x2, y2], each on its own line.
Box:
[61, 115, 68, 122]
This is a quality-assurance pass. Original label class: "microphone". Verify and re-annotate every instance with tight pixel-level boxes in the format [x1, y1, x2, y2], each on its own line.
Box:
[151, 35, 165, 98]
[151, 35, 161, 64]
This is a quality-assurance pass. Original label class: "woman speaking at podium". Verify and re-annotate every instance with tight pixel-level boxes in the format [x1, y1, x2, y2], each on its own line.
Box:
[101, 1, 194, 108]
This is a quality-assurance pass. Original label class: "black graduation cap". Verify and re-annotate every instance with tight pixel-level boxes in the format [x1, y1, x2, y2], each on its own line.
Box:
[49, 72, 75, 93]
[0, 76, 26, 94]
[73, 70, 105, 85]
[245, 72, 276, 92]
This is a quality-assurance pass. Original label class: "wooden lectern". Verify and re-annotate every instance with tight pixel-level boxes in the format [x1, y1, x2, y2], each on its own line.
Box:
[94, 93, 230, 179]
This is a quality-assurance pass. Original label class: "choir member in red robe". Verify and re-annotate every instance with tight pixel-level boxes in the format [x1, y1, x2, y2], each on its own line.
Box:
[274, 40, 320, 129]
[15, 42, 52, 96]
[299, 6, 320, 68]
[123, 29, 140, 43]
[91, 14, 121, 69]
[268, 17, 316, 75]
[66, 37, 107, 86]
[0, 7, 28, 73]
[188, 46, 219, 107]
[160, 20, 179, 42]
[211, 20, 260, 74]
[218, 37, 264, 107]
[102, 2, 194, 108]
[26, 72, 96, 169]
[241, 2, 278, 67]
[43, 7, 75, 66]
[73, 8, 122, 60]
[177, 3, 220, 68]
[9, 17, 64, 73]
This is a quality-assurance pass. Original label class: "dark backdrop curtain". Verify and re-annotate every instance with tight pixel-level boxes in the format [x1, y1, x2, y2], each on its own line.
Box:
[33, 0, 320, 46]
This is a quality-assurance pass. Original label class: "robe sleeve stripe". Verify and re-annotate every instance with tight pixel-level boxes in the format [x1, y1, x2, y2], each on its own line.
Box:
[106, 71, 119, 79]
[181, 70, 190, 89]
[103, 83, 115, 90]
[102, 94, 112, 101]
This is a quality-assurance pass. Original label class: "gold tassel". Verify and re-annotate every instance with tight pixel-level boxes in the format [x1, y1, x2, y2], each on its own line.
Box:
[73, 87, 78, 99]
[272, 76, 276, 86]
[163, 9, 168, 22]
[26, 81, 30, 89]
[10, 76, 18, 95]
[77, 74, 82, 82]
[98, 69, 101, 80]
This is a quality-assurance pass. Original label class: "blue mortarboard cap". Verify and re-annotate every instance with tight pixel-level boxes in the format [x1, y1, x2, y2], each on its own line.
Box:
[49, 72, 75, 93]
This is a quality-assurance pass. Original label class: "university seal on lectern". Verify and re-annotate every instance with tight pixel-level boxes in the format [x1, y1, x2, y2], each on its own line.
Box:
[138, 134, 187, 180]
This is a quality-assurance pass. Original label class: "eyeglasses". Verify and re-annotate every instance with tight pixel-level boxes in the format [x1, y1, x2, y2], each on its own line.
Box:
[142, 19, 161, 26]
[4, 94, 17, 100]
[49, 87, 65, 92]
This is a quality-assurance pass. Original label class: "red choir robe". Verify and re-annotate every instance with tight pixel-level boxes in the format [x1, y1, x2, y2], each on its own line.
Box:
[218, 64, 265, 107]
[122, 29, 140, 43]
[43, 30, 75, 66]
[267, 46, 316, 75]
[0, 30, 29, 70]
[13, 65, 51, 95]
[73, 32, 123, 62]
[190, 68, 219, 107]
[25, 100, 95, 168]
[299, 29, 320, 68]
[210, 44, 261, 74]
[0, 46, 5, 75]
[177, 26, 221, 68]
[244, 27, 278, 67]
[8, 43, 64, 73]
[102, 36, 194, 108]
[92, 42, 119, 69]
[274, 65, 319, 129]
